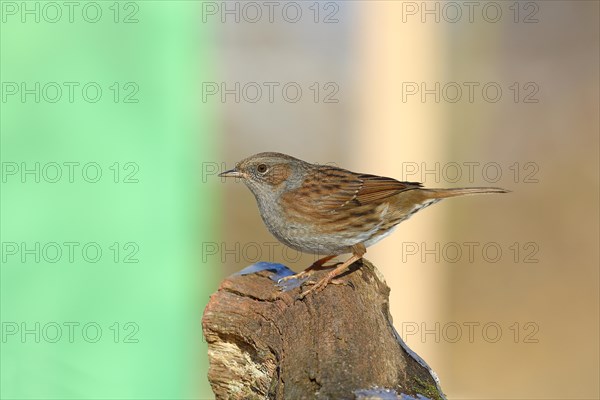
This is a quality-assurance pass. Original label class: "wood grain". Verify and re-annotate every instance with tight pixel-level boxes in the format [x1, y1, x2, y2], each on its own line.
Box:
[202, 260, 445, 400]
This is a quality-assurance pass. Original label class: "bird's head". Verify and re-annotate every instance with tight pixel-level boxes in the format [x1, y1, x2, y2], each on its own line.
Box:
[219, 152, 308, 199]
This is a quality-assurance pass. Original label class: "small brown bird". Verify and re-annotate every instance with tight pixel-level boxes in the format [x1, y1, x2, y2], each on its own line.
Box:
[220, 152, 507, 297]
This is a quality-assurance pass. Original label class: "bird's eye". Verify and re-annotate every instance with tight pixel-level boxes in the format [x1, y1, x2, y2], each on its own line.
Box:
[256, 164, 268, 174]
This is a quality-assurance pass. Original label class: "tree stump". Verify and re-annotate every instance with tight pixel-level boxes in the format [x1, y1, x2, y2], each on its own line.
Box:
[202, 259, 445, 400]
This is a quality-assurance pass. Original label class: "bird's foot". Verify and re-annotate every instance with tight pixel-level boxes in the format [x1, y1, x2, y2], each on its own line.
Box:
[298, 274, 346, 299]
[276, 261, 341, 285]
[277, 269, 314, 284]
[296, 253, 362, 299]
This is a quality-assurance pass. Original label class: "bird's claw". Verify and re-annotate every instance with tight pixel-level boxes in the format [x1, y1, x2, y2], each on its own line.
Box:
[277, 261, 341, 285]
[297, 276, 346, 299]
[277, 271, 311, 284]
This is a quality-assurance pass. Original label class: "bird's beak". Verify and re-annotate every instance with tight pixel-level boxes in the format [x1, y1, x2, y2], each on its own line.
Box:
[219, 168, 243, 178]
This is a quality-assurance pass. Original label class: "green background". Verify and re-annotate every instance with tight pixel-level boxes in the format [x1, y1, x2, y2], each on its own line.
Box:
[1, 2, 217, 398]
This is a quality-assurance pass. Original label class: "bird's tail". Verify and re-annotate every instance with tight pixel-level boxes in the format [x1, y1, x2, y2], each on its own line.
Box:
[423, 187, 509, 199]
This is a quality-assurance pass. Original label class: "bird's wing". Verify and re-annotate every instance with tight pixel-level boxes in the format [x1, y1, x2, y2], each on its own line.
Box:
[283, 166, 422, 214]
[355, 173, 422, 204]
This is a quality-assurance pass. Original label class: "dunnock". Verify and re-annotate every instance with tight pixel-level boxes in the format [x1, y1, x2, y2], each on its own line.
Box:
[220, 152, 507, 297]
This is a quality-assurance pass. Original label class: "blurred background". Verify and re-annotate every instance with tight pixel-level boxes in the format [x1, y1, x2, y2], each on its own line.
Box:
[1, 1, 598, 399]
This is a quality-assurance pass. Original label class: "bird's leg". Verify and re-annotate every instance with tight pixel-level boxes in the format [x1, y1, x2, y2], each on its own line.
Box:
[277, 254, 338, 283]
[299, 244, 366, 298]
[299, 254, 362, 298]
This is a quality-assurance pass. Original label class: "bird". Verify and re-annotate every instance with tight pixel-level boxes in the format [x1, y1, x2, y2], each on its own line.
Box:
[219, 152, 508, 297]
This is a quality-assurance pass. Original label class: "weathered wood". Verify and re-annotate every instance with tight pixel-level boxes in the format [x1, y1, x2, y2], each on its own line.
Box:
[202, 259, 445, 400]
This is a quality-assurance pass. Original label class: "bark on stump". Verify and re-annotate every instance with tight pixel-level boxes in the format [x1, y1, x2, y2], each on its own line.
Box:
[202, 259, 445, 400]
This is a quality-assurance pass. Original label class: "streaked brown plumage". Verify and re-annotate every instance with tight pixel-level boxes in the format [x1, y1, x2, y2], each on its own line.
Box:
[220, 152, 508, 297]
